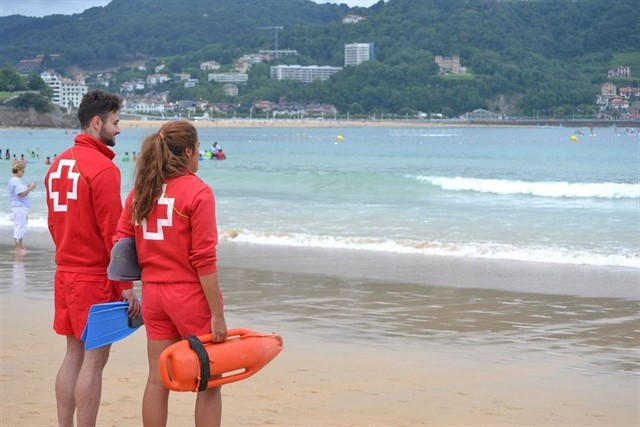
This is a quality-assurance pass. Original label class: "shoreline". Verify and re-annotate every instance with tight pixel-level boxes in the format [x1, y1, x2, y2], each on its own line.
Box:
[2, 117, 639, 130]
[2, 227, 638, 300]
[1, 229, 639, 425]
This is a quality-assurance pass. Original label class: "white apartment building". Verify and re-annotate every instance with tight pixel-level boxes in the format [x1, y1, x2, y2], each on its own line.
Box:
[41, 71, 61, 103]
[184, 79, 198, 88]
[608, 66, 631, 78]
[270, 65, 342, 83]
[208, 73, 248, 83]
[259, 49, 298, 60]
[40, 71, 88, 109]
[342, 14, 367, 24]
[239, 54, 265, 64]
[200, 61, 221, 71]
[344, 43, 374, 67]
[146, 73, 170, 86]
[121, 79, 146, 93]
[123, 96, 166, 114]
[435, 55, 465, 75]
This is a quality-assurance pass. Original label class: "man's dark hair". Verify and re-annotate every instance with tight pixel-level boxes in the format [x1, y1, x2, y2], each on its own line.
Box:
[77, 90, 122, 130]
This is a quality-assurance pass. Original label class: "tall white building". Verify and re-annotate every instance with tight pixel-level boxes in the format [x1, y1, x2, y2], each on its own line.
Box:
[344, 43, 374, 67]
[40, 71, 88, 109]
[208, 73, 249, 83]
[270, 65, 342, 83]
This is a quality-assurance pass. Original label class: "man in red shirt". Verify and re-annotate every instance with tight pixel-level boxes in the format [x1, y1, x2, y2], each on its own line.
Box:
[45, 90, 141, 426]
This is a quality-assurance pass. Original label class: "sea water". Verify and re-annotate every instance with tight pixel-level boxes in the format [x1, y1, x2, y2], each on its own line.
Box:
[0, 125, 638, 269]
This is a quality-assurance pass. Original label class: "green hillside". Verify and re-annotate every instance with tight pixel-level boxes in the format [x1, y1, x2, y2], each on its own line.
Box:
[1, 0, 638, 116]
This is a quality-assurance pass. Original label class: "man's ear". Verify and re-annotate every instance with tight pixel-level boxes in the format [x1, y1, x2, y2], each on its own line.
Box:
[91, 115, 102, 131]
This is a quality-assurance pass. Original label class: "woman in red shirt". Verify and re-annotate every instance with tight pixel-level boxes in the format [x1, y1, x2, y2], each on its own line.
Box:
[115, 120, 227, 426]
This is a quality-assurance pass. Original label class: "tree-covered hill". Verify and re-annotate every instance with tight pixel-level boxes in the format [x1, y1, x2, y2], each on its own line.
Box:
[1, 0, 638, 117]
[0, 0, 347, 69]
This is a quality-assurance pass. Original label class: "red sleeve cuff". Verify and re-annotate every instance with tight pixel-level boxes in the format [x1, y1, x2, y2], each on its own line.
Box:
[196, 264, 217, 276]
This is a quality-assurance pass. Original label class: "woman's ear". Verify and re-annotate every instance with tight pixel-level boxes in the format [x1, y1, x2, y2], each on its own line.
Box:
[185, 147, 194, 157]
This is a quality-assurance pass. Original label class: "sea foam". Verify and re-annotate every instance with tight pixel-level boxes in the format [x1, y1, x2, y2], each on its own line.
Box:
[220, 229, 639, 269]
[413, 176, 640, 199]
[4, 215, 637, 269]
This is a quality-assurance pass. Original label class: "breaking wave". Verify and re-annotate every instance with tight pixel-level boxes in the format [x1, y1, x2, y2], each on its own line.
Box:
[220, 228, 639, 269]
[413, 176, 640, 199]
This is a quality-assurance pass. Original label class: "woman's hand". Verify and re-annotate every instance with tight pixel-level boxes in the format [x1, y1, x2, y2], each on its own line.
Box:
[211, 314, 227, 343]
[122, 288, 141, 317]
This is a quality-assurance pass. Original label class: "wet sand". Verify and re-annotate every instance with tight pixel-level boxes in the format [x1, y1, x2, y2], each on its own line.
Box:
[1, 229, 639, 425]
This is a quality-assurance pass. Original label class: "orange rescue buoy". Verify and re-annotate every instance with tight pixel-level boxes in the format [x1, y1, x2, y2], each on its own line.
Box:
[159, 328, 283, 392]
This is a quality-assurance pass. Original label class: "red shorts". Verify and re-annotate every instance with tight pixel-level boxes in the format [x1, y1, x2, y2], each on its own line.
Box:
[54, 271, 118, 339]
[142, 283, 214, 340]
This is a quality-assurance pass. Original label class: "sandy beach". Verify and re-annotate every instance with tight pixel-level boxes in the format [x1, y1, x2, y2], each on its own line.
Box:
[1, 228, 638, 426]
[115, 118, 517, 130]
[0, 119, 520, 134]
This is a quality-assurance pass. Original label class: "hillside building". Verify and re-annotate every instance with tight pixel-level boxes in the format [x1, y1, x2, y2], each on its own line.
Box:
[200, 61, 221, 71]
[16, 54, 60, 73]
[123, 95, 166, 114]
[270, 65, 342, 83]
[461, 109, 502, 121]
[40, 71, 87, 109]
[342, 14, 367, 24]
[600, 82, 617, 97]
[234, 60, 252, 74]
[208, 73, 248, 83]
[435, 55, 466, 75]
[184, 79, 198, 88]
[120, 79, 146, 93]
[259, 49, 298, 60]
[619, 87, 640, 100]
[344, 43, 374, 67]
[608, 66, 631, 78]
[146, 73, 170, 86]
[93, 73, 112, 88]
[596, 82, 638, 115]
[17, 57, 43, 73]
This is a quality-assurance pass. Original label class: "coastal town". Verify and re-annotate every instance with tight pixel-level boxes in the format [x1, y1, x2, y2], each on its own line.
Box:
[13, 34, 640, 122]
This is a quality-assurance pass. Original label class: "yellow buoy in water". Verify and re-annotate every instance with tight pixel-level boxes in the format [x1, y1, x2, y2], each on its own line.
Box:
[336, 135, 344, 141]
[570, 135, 579, 141]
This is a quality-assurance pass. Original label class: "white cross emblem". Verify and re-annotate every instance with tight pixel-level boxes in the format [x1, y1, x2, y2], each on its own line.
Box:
[48, 159, 80, 212]
[142, 184, 173, 240]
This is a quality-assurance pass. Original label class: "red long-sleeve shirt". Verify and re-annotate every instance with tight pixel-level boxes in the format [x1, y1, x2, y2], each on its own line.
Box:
[45, 134, 132, 291]
[114, 172, 218, 283]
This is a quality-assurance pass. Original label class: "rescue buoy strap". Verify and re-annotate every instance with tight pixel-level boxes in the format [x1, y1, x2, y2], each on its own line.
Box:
[186, 335, 210, 392]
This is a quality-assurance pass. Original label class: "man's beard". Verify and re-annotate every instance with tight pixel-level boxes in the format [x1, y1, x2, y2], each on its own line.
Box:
[99, 128, 115, 146]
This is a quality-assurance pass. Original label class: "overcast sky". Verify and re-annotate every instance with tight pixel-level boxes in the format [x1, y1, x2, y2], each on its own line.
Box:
[0, 0, 380, 17]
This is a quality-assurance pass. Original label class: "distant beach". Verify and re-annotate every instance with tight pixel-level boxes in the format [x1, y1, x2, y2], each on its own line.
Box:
[117, 118, 640, 130]
[118, 118, 500, 129]
[2, 112, 638, 130]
